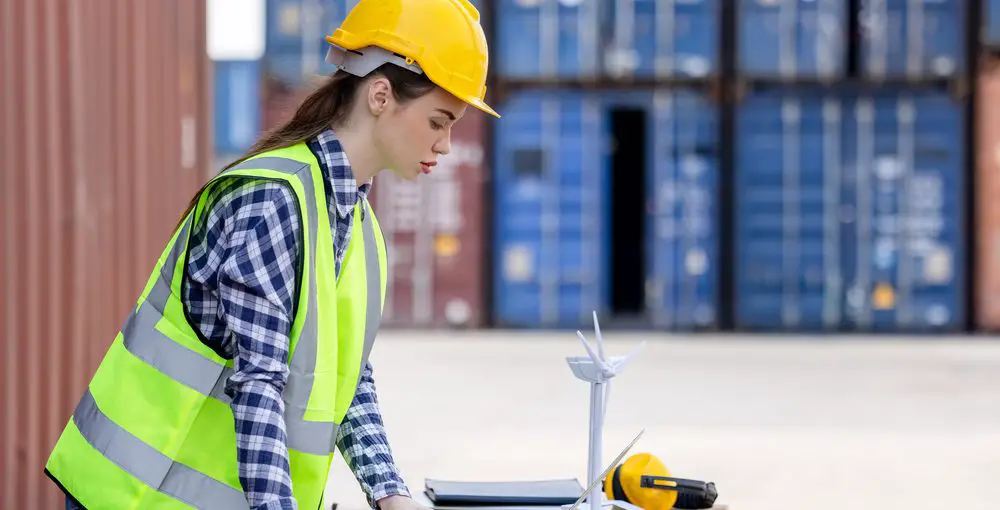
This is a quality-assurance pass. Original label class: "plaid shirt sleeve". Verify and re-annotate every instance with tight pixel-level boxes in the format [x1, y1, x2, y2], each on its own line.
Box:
[336, 362, 411, 508]
[193, 178, 301, 510]
[186, 176, 408, 510]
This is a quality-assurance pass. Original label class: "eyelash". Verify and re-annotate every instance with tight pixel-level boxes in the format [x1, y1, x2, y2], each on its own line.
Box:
[430, 121, 444, 130]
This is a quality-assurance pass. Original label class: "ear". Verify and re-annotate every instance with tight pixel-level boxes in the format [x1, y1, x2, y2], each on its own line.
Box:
[367, 77, 392, 116]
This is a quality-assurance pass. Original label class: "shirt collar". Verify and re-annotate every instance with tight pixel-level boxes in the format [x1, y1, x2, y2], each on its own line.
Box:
[313, 128, 372, 219]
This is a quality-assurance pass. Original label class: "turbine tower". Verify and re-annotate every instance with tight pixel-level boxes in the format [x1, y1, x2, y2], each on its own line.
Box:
[565, 312, 645, 510]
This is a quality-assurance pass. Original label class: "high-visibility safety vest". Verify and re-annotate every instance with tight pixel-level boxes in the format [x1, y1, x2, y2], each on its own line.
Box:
[45, 141, 388, 509]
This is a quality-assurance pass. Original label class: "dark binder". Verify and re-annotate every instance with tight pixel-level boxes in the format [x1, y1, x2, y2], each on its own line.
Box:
[423, 478, 585, 506]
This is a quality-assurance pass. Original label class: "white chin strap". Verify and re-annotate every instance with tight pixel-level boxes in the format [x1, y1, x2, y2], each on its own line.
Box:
[325, 45, 424, 77]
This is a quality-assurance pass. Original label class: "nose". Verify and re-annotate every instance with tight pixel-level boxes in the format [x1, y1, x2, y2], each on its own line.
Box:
[433, 132, 452, 155]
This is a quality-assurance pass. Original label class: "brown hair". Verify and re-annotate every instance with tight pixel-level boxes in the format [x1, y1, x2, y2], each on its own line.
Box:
[176, 63, 437, 227]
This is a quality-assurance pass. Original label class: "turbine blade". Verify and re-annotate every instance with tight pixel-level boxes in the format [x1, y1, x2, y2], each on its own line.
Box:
[592, 311, 607, 361]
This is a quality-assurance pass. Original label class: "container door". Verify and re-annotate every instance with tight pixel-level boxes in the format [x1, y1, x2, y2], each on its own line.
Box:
[735, 88, 843, 330]
[497, 0, 600, 79]
[737, 0, 847, 78]
[842, 91, 966, 331]
[608, 0, 718, 78]
[858, 0, 965, 79]
[645, 90, 719, 329]
[493, 91, 608, 328]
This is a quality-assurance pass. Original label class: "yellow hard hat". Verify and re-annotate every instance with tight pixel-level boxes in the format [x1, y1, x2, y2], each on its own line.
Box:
[324, 0, 500, 118]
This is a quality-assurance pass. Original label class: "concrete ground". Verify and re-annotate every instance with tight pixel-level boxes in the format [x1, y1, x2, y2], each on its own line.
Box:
[323, 330, 1000, 510]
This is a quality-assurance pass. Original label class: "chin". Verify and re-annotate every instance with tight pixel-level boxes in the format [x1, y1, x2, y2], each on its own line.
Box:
[393, 168, 420, 181]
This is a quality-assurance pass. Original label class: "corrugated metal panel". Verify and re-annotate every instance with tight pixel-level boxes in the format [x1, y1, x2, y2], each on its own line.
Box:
[367, 114, 488, 329]
[495, 0, 601, 79]
[492, 91, 608, 327]
[492, 89, 719, 329]
[0, 1, 211, 508]
[858, 0, 966, 78]
[213, 59, 263, 157]
[975, 55, 1000, 331]
[605, 0, 719, 78]
[735, 86, 966, 332]
[737, 0, 847, 78]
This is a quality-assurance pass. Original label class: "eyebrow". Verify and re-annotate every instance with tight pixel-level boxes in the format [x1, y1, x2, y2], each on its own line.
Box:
[434, 108, 456, 121]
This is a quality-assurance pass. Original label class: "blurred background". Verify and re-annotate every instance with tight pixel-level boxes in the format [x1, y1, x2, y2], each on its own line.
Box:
[4, 0, 1000, 509]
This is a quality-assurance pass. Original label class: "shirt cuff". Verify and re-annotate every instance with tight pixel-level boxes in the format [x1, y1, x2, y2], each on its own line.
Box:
[371, 481, 412, 508]
[253, 496, 298, 510]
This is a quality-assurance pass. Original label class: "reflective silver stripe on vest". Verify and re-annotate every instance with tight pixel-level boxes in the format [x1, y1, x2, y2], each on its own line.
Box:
[73, 388, 248, 508]
[358, 201, 383, 387]
[120, 218, 234, 404]
[73, 154, 384, 507]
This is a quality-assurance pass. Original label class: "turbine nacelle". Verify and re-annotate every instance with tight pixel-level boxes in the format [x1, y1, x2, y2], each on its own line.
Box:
[566, 311, 645, 383]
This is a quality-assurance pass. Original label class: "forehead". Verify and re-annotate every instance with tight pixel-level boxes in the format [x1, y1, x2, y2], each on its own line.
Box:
[415, 87, 468, 119]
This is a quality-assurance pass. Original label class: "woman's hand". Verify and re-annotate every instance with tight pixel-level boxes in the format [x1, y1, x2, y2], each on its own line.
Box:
[377, 495, 429, 510]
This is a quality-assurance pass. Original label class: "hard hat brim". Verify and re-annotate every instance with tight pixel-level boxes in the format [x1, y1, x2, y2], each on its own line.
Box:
[464, 95, 501, 119]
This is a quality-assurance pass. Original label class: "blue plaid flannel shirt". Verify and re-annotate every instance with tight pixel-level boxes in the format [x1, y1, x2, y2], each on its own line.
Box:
[183, 129, 409, 509]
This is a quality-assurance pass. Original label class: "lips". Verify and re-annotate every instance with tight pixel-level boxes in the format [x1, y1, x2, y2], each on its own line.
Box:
[420, 161, 436, 174]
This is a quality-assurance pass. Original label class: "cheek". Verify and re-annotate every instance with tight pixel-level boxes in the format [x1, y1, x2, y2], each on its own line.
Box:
[398, 115, 436, 151]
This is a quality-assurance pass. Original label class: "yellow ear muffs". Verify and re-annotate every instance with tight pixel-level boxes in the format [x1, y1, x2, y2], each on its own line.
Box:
[603, 453, 719, 509]
[604, 453, 678, 510]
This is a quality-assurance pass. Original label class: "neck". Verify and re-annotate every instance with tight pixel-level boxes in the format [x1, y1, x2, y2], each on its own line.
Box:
[333, 125, 380, 185]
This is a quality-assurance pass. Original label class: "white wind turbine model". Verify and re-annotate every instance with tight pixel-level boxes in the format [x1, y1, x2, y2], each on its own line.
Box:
[564, 312, 646, 510]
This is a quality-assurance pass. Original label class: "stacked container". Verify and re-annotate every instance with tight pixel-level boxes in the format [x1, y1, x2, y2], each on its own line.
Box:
[489, 0, 721, 329]
[736, 0, 849, 78]
[496, 0, 718, 80]
[735, 87, 966, 331]
[856, 0, 966, 78]
[492, 90, 719, 329]
[732, 0, 969, 332]
[976, 53, 1000, 331]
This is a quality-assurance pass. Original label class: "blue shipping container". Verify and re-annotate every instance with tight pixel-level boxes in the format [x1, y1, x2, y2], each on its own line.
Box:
[606, 0, 718, 78]
[616, 90, 720, 328]
[737, 0, 848, 78]
[495, 0, 601, 78]
[858, 0, 965, 78]
[213, 60, 263, 155]
[492, 91, 608, 327]
[735, 87, 966, 331]
[266, 0, 347, 55]
[492, 90, 719, 329]
[988, 0, 1000, 47]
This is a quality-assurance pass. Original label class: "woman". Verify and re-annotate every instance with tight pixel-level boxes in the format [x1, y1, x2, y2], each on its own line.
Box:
[45, 1, 499, 509]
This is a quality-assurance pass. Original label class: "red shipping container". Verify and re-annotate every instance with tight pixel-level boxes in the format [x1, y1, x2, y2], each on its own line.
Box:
[260, 81, 490, 329]
[976, 54, 1000, 331]
[368, 112, 489, 329]
[0, 1, 212, 507]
